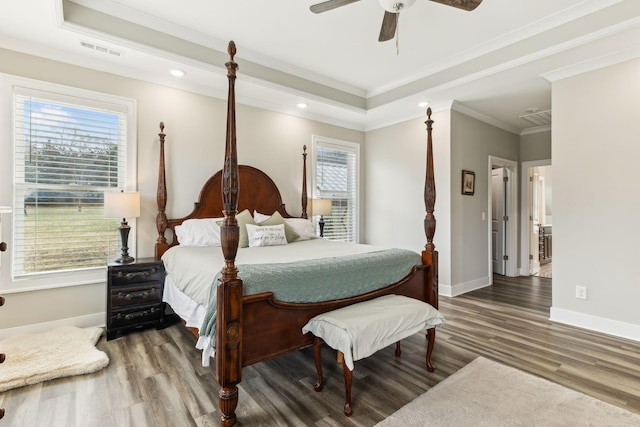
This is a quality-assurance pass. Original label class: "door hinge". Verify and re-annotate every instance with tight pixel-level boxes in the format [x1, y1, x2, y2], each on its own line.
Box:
[503, 215, 509, 221]
[503, 176, 508, 182]
[503, 255, 509, 261]
[529, 254, 534, 260]
[529, 176, 534, 182]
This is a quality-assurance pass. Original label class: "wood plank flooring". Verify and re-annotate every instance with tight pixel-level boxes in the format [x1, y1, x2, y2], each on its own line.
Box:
[2, 274, 639, 426]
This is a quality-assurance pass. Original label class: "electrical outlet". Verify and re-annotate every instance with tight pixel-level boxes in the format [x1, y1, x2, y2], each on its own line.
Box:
[575, 286, 587, 300]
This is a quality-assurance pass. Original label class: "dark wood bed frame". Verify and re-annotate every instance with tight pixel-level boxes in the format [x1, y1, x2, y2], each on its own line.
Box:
[154, 41, 438, 427]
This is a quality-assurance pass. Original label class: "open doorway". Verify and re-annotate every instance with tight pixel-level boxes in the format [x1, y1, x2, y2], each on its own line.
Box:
[520, 160, 552, 278]
[488, 156, 518, 278]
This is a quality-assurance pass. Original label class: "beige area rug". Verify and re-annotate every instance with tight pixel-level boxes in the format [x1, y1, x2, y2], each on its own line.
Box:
[376, 357, 640, 427]
[0, 326, 109, 392]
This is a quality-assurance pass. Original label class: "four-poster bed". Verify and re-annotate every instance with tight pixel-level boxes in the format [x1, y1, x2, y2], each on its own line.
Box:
[154, 41, 439, 426]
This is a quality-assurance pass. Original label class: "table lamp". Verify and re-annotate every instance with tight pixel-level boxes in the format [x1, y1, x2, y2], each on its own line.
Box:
[311, 198, 332, 237]
[104, 191, 140, 263]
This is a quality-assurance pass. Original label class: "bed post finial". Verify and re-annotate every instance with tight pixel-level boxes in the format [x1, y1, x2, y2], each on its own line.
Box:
[228, 40, 236, 62]
[217, 40, 242, 427]
[301, 145, 308, 219]
[155, 121, 169, 259]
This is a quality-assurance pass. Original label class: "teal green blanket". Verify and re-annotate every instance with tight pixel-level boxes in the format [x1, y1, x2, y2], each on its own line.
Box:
[200, 248, 422, 339]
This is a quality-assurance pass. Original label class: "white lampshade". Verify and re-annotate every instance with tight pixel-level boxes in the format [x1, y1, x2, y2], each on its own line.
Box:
[104, 191, 140, 219]
[378, 0, 416, 12]
[311, 199, 332, 216]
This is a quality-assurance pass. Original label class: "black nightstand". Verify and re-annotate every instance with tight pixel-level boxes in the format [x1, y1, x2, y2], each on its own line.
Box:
[106, 257, 165, 340]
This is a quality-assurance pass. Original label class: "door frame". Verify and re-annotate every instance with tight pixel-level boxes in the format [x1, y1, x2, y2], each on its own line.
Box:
[520, 159, 552, 276]
[487, 156, 518, 279]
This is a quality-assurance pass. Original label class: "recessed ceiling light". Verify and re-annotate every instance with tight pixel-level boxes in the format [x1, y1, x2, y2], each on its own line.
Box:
[418, 101, 429, 108]
[170, 69, 185, 77]
[297, 102, 308, 109]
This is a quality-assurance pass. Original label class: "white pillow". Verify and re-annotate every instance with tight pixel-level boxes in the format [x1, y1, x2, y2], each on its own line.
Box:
[285, 218, 317, 241]
[253, 210, 270, 224]
[246, 223, 288, 247]
[175, 217, 224, 246]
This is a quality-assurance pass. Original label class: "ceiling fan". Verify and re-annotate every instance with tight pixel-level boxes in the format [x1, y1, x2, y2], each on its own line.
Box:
[310, 0, 483, 42]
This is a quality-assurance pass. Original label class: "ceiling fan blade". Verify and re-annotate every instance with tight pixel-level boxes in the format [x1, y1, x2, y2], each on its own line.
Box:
[378, 11, 398, 42]
[428, 0, 483, 12]
[310, 0, 362, 14]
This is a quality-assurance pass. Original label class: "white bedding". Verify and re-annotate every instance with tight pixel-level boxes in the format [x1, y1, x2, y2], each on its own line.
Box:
[162, 239, 391, 307]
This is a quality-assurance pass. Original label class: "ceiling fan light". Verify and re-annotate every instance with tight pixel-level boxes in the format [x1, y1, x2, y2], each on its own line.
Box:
[378, 0, 416, 13]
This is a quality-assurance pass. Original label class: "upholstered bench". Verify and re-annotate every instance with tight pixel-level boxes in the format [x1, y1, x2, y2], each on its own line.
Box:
[302, 294, 444, 416]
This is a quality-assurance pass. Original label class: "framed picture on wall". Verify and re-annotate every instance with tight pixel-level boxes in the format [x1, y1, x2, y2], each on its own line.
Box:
[462, 170, 475, 195]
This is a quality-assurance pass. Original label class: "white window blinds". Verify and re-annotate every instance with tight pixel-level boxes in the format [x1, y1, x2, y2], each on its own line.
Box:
[314, 137, 359, 242]
[13, 88, 128, 277]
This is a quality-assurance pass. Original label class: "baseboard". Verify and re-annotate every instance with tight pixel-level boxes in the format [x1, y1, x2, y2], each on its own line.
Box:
[550, 307, 640, 342]
[440, 276, 491, 297]
[0, 312, 106, 340]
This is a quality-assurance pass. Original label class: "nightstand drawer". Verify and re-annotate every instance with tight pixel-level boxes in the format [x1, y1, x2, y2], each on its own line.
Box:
[110, 283, 162, 309]
[110, 304, 163, 328]
[111, 265, 162, 286]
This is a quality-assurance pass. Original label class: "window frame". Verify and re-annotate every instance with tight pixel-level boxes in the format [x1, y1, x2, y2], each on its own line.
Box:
[311, 135, 360, 243]
[0, 74, 137, 293]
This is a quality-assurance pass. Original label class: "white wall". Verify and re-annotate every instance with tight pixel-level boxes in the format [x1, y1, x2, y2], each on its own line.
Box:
[449, 111, 519, 293]
[0, 48, 363, 334]
[364, 110, 452, 287]
[551, 58, 640, 339]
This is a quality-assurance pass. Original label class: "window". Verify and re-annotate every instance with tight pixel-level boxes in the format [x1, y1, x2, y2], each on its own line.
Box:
[312, 136, 359, 242]
[10, 83, 135, 284]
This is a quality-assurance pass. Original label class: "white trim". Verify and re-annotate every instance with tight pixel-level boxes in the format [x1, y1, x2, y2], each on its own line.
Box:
[520, 159, 552, 276]
[488, 156, 518, 277]
[0, 312, 105, 340]
[550, 307, 640, 343]
[440, 276, 492, 298]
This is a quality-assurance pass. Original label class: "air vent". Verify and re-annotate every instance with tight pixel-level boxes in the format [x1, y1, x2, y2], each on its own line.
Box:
[519, 109, 551, 126]
[80, 41, 123, 57]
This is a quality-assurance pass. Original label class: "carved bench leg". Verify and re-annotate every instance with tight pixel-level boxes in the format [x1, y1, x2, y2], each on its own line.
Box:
[425, 328, 436, 372]
[313, 337, 324, 392]
[342, 358, 353, 417]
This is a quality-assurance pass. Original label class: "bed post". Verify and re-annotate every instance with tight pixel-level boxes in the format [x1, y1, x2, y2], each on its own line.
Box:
[301, 145, 308, 219]
[155, 122, 169, 259]
[216, 41, 243, 427]
[423, 107, 439, 309]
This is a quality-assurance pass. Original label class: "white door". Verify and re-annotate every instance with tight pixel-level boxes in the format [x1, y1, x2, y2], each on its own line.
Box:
[529, 169, 540, 275]
[491, 168, 506, 275]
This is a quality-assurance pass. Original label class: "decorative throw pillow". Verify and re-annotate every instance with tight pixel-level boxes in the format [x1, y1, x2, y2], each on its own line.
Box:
[259, 211, 300, 243]
[218, 209, 257, 248]
[175, 217, 224, 246]
[285, 218, 317, 240]
[236, 209, 257, 248]
[246, 224, 288, 247]
[253, 210, 270, 224]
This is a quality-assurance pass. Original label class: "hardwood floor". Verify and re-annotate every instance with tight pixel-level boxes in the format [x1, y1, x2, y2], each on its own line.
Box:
[2, 274, 639, 426]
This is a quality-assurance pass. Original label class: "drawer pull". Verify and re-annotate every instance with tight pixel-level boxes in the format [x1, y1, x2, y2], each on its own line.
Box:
[115, 307, 160, 321]
[0, 353, 5, 363]
[116, 268, 157, 280]
[0, 241, 6, 252]
[116, 288, 157, 301]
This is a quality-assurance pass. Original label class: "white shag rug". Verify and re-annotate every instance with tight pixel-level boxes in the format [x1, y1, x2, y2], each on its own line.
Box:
[0, 326, 109, 392]
[376, 356, 640, 427]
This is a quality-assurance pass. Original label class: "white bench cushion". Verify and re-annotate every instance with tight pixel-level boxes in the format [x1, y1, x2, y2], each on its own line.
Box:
[302, 294, 444, 371]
